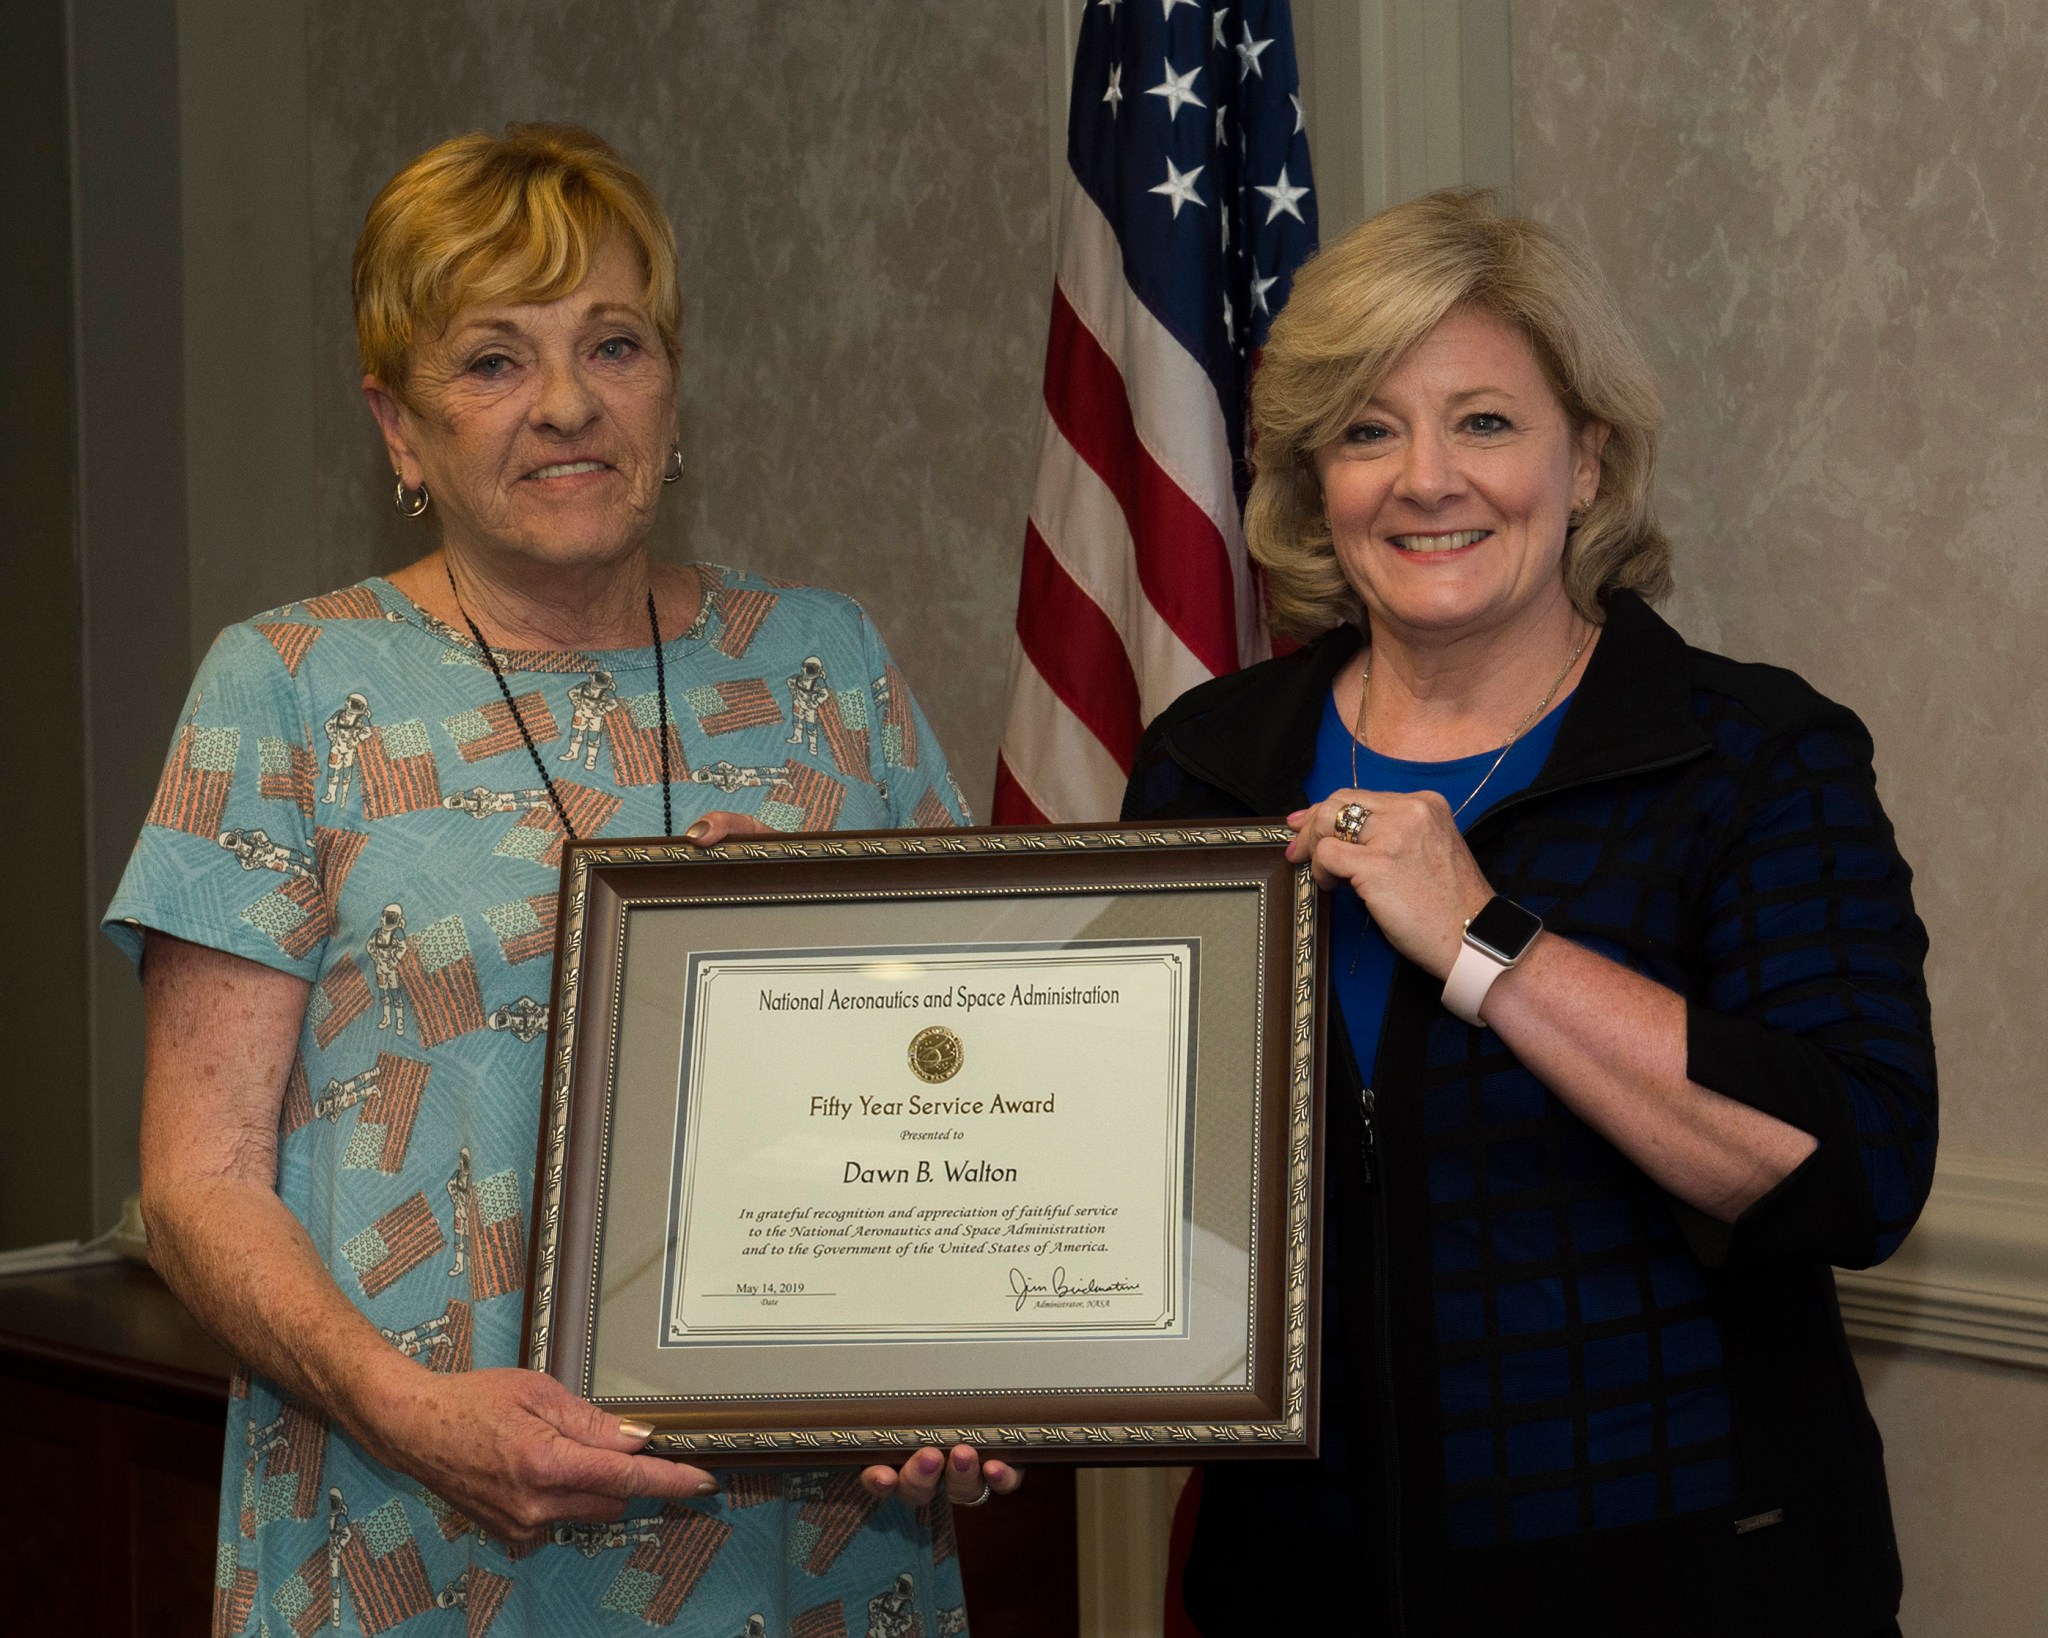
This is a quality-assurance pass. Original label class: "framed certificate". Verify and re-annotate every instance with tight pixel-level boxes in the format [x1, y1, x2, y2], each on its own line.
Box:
[525, 823, 1326, 1463]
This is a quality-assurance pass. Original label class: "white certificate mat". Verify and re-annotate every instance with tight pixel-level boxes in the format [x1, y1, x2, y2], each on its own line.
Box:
[658, 940, 1197, 1345]
[584, 885, 1264, 1404]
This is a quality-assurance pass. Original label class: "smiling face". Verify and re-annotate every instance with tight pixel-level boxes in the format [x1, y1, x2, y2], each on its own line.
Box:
[1313, 305, 1608, 648]
[364, 234, 677, 578]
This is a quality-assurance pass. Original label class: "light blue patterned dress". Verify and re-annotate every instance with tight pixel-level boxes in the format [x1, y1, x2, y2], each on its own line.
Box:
[105, 569, 973, 1638]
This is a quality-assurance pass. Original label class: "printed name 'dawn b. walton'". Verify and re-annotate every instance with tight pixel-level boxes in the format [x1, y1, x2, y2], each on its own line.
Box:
[843, 1158, 1020, 1184]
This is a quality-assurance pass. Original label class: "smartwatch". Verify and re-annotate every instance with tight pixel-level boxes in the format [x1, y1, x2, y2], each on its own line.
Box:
[1442, 896, 1544, 1025]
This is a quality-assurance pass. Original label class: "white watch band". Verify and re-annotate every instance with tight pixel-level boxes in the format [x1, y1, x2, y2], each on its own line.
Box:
[1442, 938, 1511, 1026]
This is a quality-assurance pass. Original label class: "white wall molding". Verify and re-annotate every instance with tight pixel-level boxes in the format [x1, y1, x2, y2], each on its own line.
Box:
[1838, 1154, 2048, 1371]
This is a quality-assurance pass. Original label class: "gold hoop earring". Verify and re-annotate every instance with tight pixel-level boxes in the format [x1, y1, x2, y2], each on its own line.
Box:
[662, 443, 683, 484]
[395, 477, 430, 518]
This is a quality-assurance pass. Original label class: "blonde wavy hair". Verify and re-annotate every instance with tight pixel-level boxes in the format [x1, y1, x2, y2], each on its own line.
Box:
[1247, 188, 1669, 639]
[353, 122, 681, 397]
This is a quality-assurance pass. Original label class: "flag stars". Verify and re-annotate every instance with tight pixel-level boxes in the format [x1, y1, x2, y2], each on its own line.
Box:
[1162, 0, 1198, 17]
[1222, 293, 1236, 344]
[1254, 164, 1310, 223]
[1250, 271, 1278, 316]
[1150, 155, 1207, 218]
[1237, 21, 1274, 79]
[1098, 0, 1123, 15]
[1104, 62, 1124, 114]
[1220, 200, 1231, 250]
[1147, 58, 1206, 121]
[1215, 103, 1229, 147]
[1211, 7, 1229, 48]
[1291, 92, 1305, 134]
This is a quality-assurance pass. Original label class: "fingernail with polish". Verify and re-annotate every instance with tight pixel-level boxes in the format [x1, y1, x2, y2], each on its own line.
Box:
[684, 820, 711, 842]
[917, 1451, 942, 1475]
[952, 1450, 974, 1472]
[695, 1478, 720, 1497]
[619, 1419, 655, 1441]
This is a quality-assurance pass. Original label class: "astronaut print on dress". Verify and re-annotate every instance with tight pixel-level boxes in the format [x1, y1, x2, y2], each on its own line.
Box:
[109, 565, 973, 1636]
[324, 694, 375, 806]
[786, 657, 829, 755]
[368, 904, 409, 1037]
[561, 670, 621, 772]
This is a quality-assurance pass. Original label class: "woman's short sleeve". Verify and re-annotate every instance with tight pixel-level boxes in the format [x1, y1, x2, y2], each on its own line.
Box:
[103, 623, 328, 979]
[854, 609, 974, 829]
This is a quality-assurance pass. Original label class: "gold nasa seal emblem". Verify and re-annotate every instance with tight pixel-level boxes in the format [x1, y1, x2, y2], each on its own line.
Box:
[907, 1025, 964, 1084]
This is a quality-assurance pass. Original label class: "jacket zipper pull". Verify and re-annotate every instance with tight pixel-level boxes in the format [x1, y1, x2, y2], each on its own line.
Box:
[1358, 1085, 1377, 1184]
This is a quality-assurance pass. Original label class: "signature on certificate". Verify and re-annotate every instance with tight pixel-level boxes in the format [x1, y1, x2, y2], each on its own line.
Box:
[1009, 1265, 1143, 1312]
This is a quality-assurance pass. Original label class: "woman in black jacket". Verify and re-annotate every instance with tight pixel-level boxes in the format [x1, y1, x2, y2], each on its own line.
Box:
[1123, 189, 1933, 1636]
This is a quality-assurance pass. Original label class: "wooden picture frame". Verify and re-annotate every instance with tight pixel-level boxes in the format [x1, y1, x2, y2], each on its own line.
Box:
[524, 823, 1325, 1464]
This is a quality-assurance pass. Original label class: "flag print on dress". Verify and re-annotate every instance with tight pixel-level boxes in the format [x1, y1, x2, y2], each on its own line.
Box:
[276, 1534, 342, 1638]
[241, 870, 332, 962]
[296, 1050, 432, 1174]
[721, 1470, 783, 1511]
[256, 619, 322, 675]
[712, 585, 777, 658]
[442, 691, 560, 764]
[359, 719, 446, 819]
[791, 1600, 848, 1638]
[995, 0, 1317, 823]
[380, 1296, 474, 1375]
[240, 1401, 328, 1537]
[213, 1541, 260, 1638]
[791, 1471, 883, 1577]
[492, 779, 622, 869]
[455, 1161, 527, 1303]
[482, 892, 556, 965]
[817, 687, 873, 782]
[606, 691, 689, 786]
[147, 720, 240, 837]
[334, 1495, 439, 1636]
[342, 1191, 445, 1298]
[260, 734, 320, 817]
[909, 787, 955, 830]
[317, 825, 372, 899]
[309, 956, 375, 1049]
[299, 586, 388, 622]
[685, 677, 783, 737]
[458, 1566, 515, 1636]
[758, 760, 846, 833]
[595, 1506, 735, 1626]
[394, 914, 489, 1047]
[105, 571, 972, 1636]
[878, 665, 918, 771]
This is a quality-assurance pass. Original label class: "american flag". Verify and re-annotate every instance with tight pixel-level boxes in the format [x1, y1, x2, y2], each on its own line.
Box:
[995, 0, 1317, 823]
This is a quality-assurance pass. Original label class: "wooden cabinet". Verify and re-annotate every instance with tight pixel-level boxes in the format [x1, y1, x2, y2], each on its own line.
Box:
[0, 1264, 230, 1638]
[0, 1264, 1076, 1636]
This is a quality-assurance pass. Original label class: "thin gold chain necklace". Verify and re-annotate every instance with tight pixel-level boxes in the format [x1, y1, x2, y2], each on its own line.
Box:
[1348, 619, 1590, 823]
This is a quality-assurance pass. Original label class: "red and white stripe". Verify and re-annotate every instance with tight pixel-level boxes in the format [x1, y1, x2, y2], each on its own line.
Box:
[994, 181, 1268, 825]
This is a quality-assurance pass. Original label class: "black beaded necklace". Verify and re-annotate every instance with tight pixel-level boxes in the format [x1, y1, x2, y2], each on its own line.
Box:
[444, 562, 673, 841]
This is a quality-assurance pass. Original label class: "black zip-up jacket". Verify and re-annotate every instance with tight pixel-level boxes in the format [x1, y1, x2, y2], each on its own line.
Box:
[1121, 591, 1935, 1636]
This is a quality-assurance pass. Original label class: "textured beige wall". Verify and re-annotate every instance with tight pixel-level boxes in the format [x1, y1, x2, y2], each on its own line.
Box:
[303, 0, 1051, 813]
[1514, 7, 2048, 1634]
[1856, 1343, 2048, 1636]
[1514, 0, 2048, 1168]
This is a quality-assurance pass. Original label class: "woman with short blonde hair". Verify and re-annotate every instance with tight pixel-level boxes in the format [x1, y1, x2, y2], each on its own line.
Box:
[1126, 189, 1930, 1637]
[113, 124, 1003, 1638]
